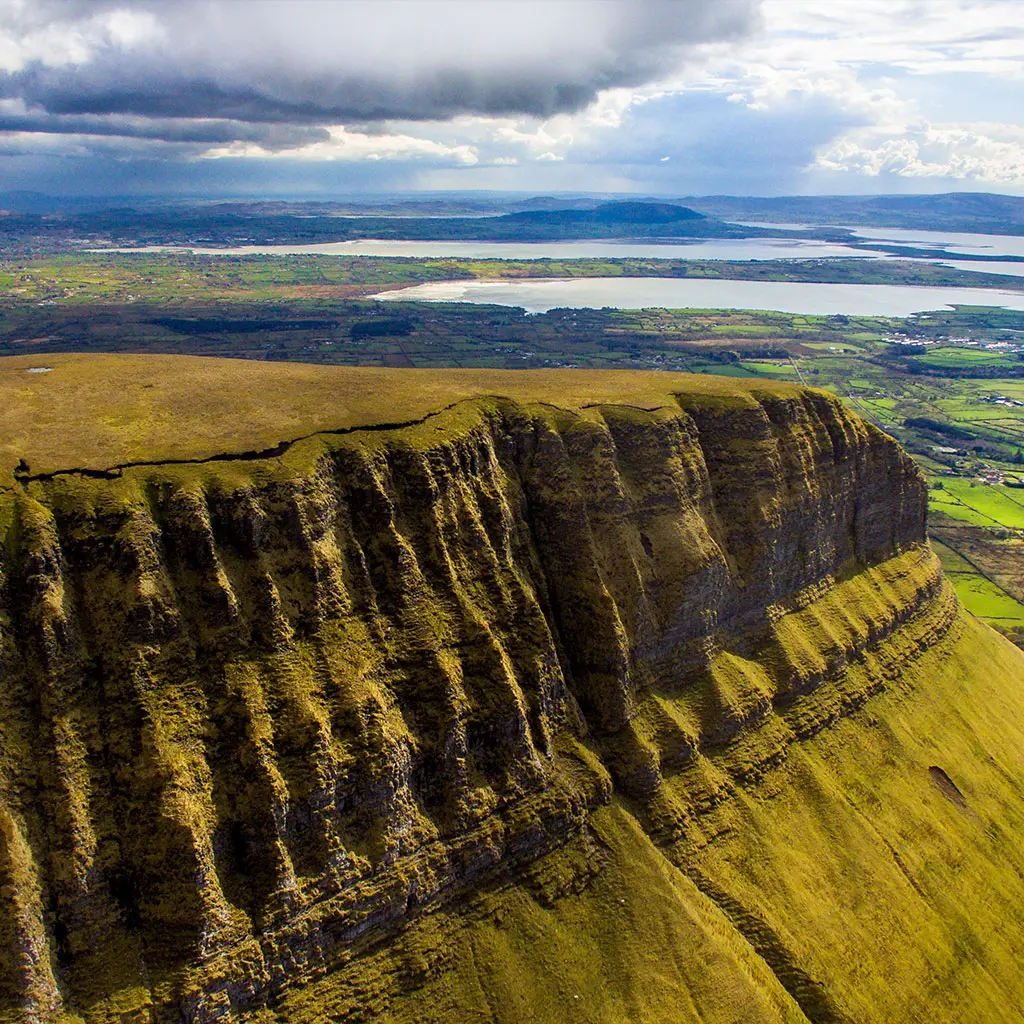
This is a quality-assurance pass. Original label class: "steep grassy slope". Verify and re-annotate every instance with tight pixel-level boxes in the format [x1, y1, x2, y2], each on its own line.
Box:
[0, 357, 1021, 1024]
[271, 607, 1024, 1024]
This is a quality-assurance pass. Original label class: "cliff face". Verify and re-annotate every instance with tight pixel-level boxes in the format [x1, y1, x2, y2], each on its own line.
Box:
[0, 371, 993, 1024]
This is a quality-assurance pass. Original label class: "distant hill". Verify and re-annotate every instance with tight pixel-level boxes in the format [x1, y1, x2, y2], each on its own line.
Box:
[6, 190, 1024, 239]
[0, 191, 126, 215]
[1, 199, 752, 247]
[684, 192, 1024, 235]
[23, 191, 1024, 247]
[0, 191, 70, 214]
[503, 200, 705, 226]
[450, 200, 721, 240]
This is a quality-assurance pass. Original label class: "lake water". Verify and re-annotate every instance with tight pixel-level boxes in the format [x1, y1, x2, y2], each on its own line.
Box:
[850, 226, 1024, 259]
[374, 277, 1024, 316]
[125, 236, 882, 261]
[720, 223, 1024, 264]
[115, 227, 1024, 277]
[940, 260, 1024, 279]
[103, 225, 1024, 312]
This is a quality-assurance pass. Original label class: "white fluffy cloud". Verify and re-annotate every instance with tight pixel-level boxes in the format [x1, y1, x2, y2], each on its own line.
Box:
[816, 122, 1024, 182]
[204, 126, 479, 166]
[679, 0, 1024, 187]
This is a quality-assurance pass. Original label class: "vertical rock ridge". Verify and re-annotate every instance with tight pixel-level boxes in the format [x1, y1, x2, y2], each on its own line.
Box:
[0, 806, 61, 1019]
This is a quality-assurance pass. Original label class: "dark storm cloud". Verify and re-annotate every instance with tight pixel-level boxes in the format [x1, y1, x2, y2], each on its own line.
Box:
[0, 0, 760, 144]
[0, 110, 328, 148]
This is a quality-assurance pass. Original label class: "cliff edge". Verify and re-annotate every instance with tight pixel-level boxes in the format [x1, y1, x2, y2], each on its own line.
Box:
[0, 356, 1023, 1024]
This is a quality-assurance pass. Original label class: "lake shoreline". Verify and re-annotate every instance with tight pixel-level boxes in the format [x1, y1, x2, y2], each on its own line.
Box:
[373, 276, 1024, 316]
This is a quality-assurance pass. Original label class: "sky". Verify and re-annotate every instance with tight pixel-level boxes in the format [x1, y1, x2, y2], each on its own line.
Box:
[0, 0, 1022, 198]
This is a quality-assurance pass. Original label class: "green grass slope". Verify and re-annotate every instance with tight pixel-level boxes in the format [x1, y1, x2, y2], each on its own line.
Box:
[680, 608, 1024, 1024]
[273, 804, 808, 1024]
[261, 606, 1024, 1024]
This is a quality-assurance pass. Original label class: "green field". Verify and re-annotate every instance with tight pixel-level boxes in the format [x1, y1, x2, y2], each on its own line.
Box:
[933, 539, 1024, 619]
[737, 360, 799, 377]
[928, 479, 1024, 529]
[951, 573, 1024, 621]
[916, 346, 1020, 370]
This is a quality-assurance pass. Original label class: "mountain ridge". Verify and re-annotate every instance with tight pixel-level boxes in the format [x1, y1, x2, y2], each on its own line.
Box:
[1, 358, 1024, 1023]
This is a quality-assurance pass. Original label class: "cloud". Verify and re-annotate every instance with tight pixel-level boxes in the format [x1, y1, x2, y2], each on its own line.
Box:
[751, 0, 1024, 79]
[203, 126, 479, 166]
[1, 0, 1022, 197]
[556, 87, 865, 193]
[0, 100, 329, 148]
[0, 0, 759, 149]
[657, 0, 1024, 190]
[816, 121, 1024, 182]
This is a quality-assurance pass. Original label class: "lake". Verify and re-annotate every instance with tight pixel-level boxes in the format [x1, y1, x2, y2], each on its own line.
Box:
[113, 228, 1024, 279]
[373, 277, 1024, 316]
[718, 223, 1024, 265]
[123, 236, 883, 261]
[850, 226, 1024, 259]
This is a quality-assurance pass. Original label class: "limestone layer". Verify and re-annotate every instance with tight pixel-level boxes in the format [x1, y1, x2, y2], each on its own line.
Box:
[0, 384, 940, 1022]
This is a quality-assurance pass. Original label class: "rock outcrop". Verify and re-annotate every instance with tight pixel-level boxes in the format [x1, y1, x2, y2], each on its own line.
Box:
[0, 366, 1019, 1024]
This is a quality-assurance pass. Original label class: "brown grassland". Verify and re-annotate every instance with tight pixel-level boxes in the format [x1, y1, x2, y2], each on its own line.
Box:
[0, 353, 797, 480]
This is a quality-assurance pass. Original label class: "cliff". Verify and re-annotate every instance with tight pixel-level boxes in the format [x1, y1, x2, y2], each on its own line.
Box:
[1, 356, 1023, 1024]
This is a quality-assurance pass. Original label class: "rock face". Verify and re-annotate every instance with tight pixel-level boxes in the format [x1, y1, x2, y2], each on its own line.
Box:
[0, 376, 1007, 1023]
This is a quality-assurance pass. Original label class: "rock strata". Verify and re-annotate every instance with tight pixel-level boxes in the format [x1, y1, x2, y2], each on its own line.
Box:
[0, 380, 961, 1023]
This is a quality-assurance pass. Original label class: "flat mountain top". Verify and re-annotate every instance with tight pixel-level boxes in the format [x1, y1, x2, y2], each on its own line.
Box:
[501, 201, 706, 225]
[0, 353, 798, 479]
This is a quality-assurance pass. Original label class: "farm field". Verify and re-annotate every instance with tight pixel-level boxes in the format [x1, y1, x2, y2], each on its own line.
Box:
[928, 479, 1024, 529]
[931, 530, 1024, 642]
[737, 359, 799, 377]
[933, 538, 1024, 624]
